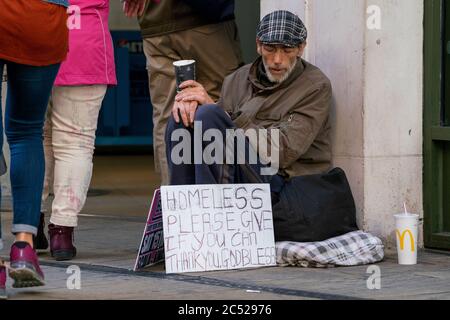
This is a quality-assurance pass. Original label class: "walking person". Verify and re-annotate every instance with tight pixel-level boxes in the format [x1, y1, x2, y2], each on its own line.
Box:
[34, 0, 144, 261]
[0, 0, 69, 294]
[35, 0, 118, 261]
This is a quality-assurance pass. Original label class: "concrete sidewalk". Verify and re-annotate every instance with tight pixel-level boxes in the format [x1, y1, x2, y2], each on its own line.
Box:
[1, 155, 449, 300]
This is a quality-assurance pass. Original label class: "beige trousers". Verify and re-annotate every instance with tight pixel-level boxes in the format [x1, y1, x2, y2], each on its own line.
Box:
[143, 20, 243, 185]
[42, 85, 107, 227]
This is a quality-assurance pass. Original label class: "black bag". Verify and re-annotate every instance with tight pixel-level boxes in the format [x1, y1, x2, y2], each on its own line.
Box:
[272, 168, 358, 242]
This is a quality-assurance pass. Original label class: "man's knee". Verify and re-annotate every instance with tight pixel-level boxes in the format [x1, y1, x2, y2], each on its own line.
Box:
[194, 104, 233, 131]
[194, 104, 224, 123]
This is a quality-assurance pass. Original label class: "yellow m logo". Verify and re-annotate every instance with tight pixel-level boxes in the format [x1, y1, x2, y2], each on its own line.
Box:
[396, 229, 415, 252]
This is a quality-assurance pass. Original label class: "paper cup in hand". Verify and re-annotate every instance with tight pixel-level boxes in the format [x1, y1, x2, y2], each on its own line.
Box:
[394, 213, 419, 265]
[173, 60, 196, 92]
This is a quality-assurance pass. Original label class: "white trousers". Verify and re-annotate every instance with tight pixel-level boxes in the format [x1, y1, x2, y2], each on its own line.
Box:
[42, 85, 107, 227]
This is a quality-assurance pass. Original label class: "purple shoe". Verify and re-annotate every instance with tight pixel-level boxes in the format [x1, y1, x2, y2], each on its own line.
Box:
[0, 263, 7, 299]
[9, 242, 45, 288]
[48, 224, 77, 261]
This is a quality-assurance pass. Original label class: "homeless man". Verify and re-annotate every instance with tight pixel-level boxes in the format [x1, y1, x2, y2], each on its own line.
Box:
[165, 11, 337, 242]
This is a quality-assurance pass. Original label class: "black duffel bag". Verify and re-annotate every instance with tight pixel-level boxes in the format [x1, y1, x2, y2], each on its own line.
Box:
[271, 167, 359, 242]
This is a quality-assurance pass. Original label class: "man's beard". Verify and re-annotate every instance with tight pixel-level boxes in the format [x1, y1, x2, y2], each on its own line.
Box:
[263, 58, 298, 84]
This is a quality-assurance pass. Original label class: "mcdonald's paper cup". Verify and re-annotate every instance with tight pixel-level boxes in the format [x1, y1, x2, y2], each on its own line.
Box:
[394, 214, 419, 265]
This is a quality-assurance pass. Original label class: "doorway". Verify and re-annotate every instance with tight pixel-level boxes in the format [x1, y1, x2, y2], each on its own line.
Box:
[424, 0, 450, 250]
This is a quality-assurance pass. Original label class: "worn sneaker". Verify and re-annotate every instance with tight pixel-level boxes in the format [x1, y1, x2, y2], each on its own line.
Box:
[9, 242, 45, 288]
[48, 224, 77, 261]
[0, 262, 7, 299]
[33, 212, 49, 251]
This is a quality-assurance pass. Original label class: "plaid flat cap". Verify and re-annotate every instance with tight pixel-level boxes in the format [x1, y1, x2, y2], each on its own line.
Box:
[257, 10, 307, 47]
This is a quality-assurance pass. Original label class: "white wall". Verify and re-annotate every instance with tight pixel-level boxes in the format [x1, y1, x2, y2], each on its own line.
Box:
[363, 0, 424, 247]
[260, 0, 424, 248]
[306, 0, 366, 229]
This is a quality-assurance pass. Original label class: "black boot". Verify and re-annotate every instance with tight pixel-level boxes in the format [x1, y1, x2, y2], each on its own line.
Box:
[33, 213, 49, 251]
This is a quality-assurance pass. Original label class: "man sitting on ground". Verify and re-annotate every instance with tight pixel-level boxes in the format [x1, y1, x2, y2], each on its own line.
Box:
[165, 10, 332, 189]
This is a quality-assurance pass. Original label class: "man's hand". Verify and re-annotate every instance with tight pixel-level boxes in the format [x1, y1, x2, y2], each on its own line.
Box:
[123, 0, 147, 18]
[175, 80, 215, 106]
[172, 100, 199, 128]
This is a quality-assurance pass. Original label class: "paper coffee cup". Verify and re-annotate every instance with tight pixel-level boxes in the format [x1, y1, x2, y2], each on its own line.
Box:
[394, 213, 419, 265]
[173, 60, 196, 92]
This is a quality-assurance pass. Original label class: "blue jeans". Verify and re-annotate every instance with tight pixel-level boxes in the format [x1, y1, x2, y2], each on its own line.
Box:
[42, 0, 69, 7]
[0, 60, 60, 244]
[165, 104, 283, 188]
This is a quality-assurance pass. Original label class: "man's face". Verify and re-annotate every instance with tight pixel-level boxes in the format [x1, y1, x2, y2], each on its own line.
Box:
[257, 40, 306, 83]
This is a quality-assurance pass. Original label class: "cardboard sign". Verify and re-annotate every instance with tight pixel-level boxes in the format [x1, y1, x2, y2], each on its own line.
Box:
[134, 189, 165, 271]
[161, 184, 276, 274]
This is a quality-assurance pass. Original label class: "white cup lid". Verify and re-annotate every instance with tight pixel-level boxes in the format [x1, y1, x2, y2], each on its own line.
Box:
[173, 60, 196, 67]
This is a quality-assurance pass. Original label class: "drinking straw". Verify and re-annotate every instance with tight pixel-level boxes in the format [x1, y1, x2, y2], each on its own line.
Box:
[404, 202, 409, 215]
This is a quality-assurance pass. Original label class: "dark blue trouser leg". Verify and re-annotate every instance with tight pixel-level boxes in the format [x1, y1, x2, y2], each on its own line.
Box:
[165, 104, 274, 186]
[165, 115, 196, 186]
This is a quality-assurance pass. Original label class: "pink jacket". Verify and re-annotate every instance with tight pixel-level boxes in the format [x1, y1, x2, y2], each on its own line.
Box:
[55, 0, 117, 86]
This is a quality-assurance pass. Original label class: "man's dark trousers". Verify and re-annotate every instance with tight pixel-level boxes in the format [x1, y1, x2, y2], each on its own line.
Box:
[165, 104, 282, 189]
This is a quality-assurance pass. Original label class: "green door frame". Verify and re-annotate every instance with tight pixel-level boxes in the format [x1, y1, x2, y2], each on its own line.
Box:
[424, 0, 450, 250]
